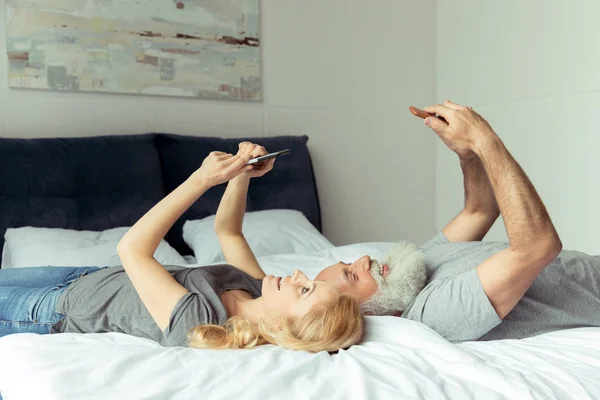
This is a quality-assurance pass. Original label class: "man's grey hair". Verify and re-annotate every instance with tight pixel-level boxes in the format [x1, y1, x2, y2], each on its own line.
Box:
[361, 241, 427, 315]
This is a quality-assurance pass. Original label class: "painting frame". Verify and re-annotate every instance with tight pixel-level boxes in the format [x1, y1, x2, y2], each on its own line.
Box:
[5, 0, 262, 101]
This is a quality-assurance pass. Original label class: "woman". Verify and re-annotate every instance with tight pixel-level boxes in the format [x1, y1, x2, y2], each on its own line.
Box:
[0, 143, 364, 352]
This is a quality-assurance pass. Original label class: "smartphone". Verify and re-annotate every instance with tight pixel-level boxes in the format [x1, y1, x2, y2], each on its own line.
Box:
[409, 106, 447, 123]
[246, 149, 290, 165]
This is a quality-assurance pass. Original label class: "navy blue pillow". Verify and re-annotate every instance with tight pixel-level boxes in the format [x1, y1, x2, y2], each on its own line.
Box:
[0, 134, 165, 259]
[155, 134, 322, 256]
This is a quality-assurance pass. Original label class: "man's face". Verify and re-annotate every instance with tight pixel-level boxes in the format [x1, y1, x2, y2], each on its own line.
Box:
[314, 255, 390, 303]
[315, 242, 427, 316]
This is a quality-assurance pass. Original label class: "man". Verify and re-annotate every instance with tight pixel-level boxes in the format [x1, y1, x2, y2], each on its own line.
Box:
[316, 100, 600, 342]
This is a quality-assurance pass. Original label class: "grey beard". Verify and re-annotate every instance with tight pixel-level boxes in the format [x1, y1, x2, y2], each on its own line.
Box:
[361, 241, 427, 316]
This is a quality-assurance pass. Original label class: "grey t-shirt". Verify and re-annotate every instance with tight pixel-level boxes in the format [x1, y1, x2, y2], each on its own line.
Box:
[402, 232, 600, 342]
[51, 264, 263, 347]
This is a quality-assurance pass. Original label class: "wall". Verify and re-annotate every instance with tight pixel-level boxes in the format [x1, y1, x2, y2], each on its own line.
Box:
[0, 0, 437, 247]
[435, 0, 600, 253]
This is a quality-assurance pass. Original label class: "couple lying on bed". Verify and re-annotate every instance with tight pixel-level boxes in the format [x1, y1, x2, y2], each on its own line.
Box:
[1, 101, 599, 352]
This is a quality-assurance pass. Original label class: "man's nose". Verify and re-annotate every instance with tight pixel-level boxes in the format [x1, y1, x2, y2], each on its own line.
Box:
[357, 256, 371, 271]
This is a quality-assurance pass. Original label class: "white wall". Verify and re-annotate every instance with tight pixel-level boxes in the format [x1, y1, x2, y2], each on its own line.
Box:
[0, 0, 437, 247]
[435, 0, 600, 254]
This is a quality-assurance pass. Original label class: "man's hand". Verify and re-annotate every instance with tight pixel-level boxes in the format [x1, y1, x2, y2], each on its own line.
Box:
[423, 101, 562, 319]
[423, 100, 496, 159]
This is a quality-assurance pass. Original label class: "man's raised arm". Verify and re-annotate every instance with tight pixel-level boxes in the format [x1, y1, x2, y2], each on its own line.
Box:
[424, 102, 562, 318]
[442, 155, 500, 242]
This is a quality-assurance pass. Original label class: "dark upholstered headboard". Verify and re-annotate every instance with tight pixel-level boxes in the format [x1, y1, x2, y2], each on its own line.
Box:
[0, 134, 321, 257]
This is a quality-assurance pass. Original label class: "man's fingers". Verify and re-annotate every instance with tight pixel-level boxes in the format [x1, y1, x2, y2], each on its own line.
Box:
[443, 100, 462, 110]
[424, 104, 453, 119]
[425, 115, 449, 134]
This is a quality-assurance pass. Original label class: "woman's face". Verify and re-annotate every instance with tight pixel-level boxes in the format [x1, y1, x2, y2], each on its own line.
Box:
[261, 270, 339, 317]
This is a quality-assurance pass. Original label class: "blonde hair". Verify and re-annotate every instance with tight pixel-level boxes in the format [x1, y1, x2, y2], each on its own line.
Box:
[187, 294, 364, 353]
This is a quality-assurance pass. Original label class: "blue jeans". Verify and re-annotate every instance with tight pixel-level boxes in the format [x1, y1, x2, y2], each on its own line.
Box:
[0, 266, 103, 338]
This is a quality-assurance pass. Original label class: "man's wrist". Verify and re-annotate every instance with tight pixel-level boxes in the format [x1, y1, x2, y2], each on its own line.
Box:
[459, 155, 480, 168]
[472, 133, 502, 159]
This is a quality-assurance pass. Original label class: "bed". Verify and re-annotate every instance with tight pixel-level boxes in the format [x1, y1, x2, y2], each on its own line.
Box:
[0, 133, 322, 258]
[1, 134, 600, 400]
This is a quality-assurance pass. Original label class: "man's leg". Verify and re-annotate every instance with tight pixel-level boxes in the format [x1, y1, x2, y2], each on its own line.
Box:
[0, 285, 66, 337]
[0, 266, 103, 288]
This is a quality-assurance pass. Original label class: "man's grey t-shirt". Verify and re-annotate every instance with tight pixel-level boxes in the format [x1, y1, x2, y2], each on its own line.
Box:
[51, 265, 263, 347]
[402, 233, 600, 342]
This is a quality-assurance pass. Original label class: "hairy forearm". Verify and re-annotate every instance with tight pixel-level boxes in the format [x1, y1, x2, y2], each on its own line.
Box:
[214, 176, 250, 235]
[441, 157, 499, 242]
[118, 177, 210, 257]
[473, 136, 561, 255]
[461, 157, 499, 217]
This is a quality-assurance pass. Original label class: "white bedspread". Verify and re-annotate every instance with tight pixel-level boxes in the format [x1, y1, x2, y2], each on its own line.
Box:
[1, 244, 600, 400]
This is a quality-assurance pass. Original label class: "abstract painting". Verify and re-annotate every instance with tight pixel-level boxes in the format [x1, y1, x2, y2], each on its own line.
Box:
[5, 0, 261, 101]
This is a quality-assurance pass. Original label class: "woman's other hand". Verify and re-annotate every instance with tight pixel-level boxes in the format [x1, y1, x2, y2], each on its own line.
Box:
[191, 151, 253, 188]
[237, 142, 275, 179]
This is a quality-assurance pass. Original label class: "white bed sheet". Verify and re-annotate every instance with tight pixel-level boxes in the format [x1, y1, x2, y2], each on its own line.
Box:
[1, 244, 599, 400]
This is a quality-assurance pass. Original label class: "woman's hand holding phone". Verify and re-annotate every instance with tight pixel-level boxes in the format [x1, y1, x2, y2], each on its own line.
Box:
[191, 141, 283, 188]
[237, 142, 276, 179]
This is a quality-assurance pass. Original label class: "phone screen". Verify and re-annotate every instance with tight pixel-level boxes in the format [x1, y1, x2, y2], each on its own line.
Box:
[409, 106, 447, 123]
[246, 149, 290, 165]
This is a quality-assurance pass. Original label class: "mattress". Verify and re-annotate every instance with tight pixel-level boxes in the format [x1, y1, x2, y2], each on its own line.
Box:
[1, 243, 599, 400]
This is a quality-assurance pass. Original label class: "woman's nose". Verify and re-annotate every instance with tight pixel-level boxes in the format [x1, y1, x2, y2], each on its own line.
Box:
[292, 270, 307, 281]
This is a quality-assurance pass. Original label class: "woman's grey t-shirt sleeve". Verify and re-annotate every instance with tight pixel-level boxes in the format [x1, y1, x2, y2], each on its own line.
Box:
[403, 268, 502, 342]
[161, 292, 212, 347]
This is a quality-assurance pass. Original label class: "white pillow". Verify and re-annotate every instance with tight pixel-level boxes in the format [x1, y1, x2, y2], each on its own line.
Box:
[1, 226, 188, 269]
[183, 209, 334, 265]
[238, 242, 397, 280]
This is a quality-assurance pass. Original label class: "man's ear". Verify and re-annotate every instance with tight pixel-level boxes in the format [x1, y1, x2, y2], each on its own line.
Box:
[362, 311, 402, 317]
